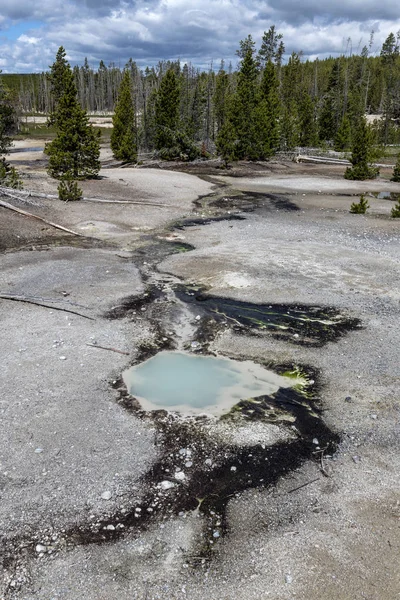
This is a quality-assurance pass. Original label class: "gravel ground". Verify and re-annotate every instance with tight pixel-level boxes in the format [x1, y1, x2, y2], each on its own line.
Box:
[1, 157, 399, 599]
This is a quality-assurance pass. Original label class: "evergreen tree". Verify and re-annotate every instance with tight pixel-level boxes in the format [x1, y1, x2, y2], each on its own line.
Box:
[47, 47, 70, 122]
[334, 114, 352, 151]
[228, 42, 260, 159]
[344, 117, 379, 180]
[0, 72, 22, 189]
[318, 59, 343, 142]
[259, 61, 280, 154]
[216, 120, 237, 166]
[111, 70, 137, 162]
[299, 92, 318, 147]
[214, 62, 230, 133]
[258, 26, 285, 66]
[154, 68, 180, 150]
[391, 198, 400, 218]
[391, 153, 400, 182]
[45, 48, 100, 200]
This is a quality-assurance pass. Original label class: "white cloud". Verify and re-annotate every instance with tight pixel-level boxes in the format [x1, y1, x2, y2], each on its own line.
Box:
[17, 34, 41, 44]
[0, 0, 399, 72]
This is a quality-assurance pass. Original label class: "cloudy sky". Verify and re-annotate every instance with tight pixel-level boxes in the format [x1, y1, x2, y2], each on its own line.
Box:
[0, 0, 399, 72]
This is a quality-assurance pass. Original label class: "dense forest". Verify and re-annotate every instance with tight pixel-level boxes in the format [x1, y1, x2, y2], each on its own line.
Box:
[2, 27, 400, 158]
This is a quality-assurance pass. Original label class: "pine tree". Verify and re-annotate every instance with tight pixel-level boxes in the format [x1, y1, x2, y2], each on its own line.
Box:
[344, 117, 379, 180]
[299, 92, 318, 147]
[334, 114, 352, 151]
[154, 68, 180, 150]
[111, 70, 137, 162]
[47, 47, 70, 122]
[0, 72, 22, 188]
[259, 61, 280, 155]
[45, 47, 101, 197]
[216, 120, 237, 167]
[391, 152, 400, 182]
[228, 41, 260, 159]
[214, 62, 230, 133]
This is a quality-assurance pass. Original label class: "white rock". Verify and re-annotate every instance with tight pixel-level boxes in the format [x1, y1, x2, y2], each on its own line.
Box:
[175, 471, 186, 481]
[159, 480, 175, 490]
[59, 356, 67, 360]
[101, 491, 112, 500]
[35, 544, 47, 554]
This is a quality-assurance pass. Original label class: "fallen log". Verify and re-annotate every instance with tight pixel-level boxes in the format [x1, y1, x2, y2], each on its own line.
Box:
[0, 186, 166, 207]
[86, 343, 129, 355]
[0, 198, 83, 237]
[0, 294, 95, 320]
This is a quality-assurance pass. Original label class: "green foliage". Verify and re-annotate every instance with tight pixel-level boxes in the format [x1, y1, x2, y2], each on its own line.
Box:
[334, 114, 352, 151]
[45, 47, 100, 181]
[0, 158, 23, 189]
[47, 46, 70, 109]
[258, 26, 285, 66]
[391, 199, 400, 218]
[299, 93, 318, 147]
[350, 194, 369, 214]
[391, 153, 400, 182]
[214, 64, 230, 131]
[154, 69, 180, 150]
[111, 70, 137, 162]
[57, 176, 82, 201]
[157, 129, 200, 161]
[216, 120, 237, 166]
[259, 61, 280, 154]
[344, 118, 379, 180]
[0, 73, 22, 189]
[0, 74, 17, 155]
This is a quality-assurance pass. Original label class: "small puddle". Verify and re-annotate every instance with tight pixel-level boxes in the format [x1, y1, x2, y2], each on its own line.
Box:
[123, 351, 298, 415]
[9, 146, 44, 153]
[369, 191, 400, 201]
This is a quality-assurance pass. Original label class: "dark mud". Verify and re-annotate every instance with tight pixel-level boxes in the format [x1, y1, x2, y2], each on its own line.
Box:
[20, 364, 336, 564]
[172, 214, 246, 230]
[176, 285, 362, 347]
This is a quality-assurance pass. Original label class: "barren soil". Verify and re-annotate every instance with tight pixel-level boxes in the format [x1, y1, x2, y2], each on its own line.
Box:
[1, 144, 399, 600]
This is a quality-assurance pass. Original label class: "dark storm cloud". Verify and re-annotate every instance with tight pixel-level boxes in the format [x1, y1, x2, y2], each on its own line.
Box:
[262, 0, 400, 25]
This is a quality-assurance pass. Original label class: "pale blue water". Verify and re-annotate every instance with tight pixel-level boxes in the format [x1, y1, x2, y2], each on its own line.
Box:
[122, 351, 294, 415]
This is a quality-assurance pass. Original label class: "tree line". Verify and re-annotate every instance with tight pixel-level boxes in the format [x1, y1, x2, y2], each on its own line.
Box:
[2, 28, 400, 151]
[1, 30, 400, 205]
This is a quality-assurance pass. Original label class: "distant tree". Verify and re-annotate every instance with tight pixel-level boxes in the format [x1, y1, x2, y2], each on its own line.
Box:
[45, 47, 101, 200]
[392, 153, 400, 182]
[259, 61, 280, 154]
[111, 70, 137, 162]
[334, 114, 352, 151]
[318, 59, 343, 143]
[216, 120, 237, 167]
[299, 92, 318, 147]
[214, 62, 230, 133]
[228, 41, 260, 159]
[0, 72, 22, 189]
[258, 26, 285, 66]
[344, 117, 379, 180]
[154, 68, 180, 150]
[236, 35, 257, 61]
